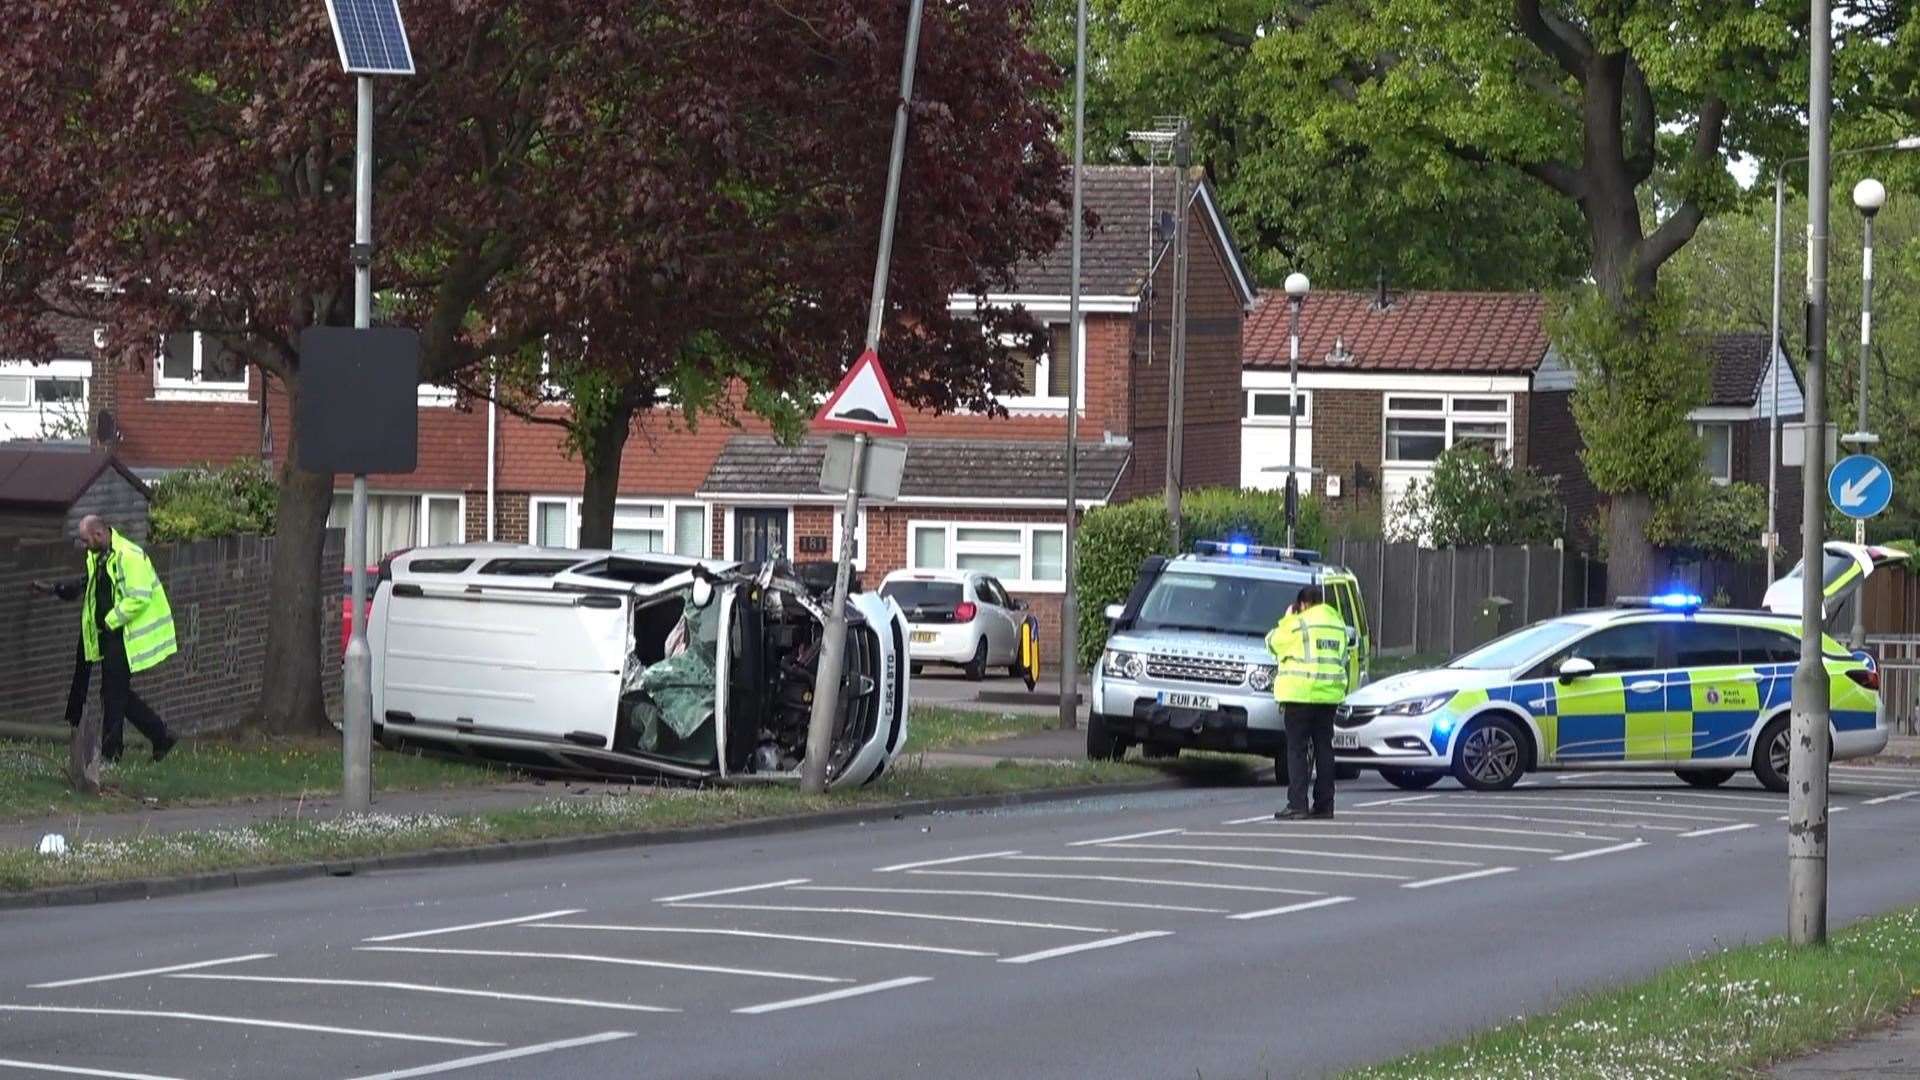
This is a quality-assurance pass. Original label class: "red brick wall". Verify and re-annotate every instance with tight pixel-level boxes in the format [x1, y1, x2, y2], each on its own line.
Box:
[1528, 389, 1596, 545]
[1312, 389, 1385, 505]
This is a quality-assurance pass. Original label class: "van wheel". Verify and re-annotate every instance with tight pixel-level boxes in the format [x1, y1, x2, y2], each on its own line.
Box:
[1451, 716, 1526, 791]
[1087, 713, 1125, 761]
[1677, 768, 1736, 789]
[1754, 716, 1792, 793]
[1379, 767, 1444, 791]
[964, 640, 988, 682]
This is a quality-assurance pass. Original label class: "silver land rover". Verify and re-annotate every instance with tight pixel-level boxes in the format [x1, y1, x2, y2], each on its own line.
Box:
[1088, 541, 1370, 774]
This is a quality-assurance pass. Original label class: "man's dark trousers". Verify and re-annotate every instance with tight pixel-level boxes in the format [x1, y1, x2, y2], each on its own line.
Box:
[1284, 702, 1338, 814]
[97, 628, 169, 761]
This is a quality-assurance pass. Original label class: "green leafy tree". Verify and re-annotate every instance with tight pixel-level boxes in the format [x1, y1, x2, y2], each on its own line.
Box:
[1650, 480, 1767, 562]
[1397, 444, 1564, 548]
[149, 460, 280, 542]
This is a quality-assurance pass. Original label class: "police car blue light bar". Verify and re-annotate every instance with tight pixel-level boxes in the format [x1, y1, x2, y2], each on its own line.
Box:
[1193, 540, 1321, 564]
[1614, 593, 1703, 610]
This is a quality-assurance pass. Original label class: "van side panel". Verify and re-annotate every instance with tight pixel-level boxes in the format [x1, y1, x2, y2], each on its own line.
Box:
[378, 588, 628, 744]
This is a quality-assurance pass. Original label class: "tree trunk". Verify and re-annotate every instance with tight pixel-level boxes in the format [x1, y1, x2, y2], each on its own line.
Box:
[1603, 493, 1669, 600]
[255, 424, 336, 735]
[576, 399, 638, 549]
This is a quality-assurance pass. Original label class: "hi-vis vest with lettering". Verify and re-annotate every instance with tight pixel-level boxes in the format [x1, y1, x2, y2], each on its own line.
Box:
[1265, 603, 1350, 705]
[81, 531, 177, 673]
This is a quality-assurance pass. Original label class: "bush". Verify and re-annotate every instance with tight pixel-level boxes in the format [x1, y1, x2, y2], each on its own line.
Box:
[1396, 443, 1563, 548]
[1075, 488, 1326, 667]
[1648, 480, 1766, 562]
[149, 459, 279, 542]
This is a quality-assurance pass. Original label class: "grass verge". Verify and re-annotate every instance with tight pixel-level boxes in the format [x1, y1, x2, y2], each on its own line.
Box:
[904, 707, 1053, 753]
[0, 756, 1258, 893]
[0, 737, 507, 821]
[1345, 904, 1920, 1079]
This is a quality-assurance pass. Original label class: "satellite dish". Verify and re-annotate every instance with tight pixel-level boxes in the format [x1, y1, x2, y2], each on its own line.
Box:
[95, 409, 118, 445]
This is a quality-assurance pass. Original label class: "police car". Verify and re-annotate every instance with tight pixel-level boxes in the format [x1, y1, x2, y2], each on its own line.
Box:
[1334, 595, 1886, 793]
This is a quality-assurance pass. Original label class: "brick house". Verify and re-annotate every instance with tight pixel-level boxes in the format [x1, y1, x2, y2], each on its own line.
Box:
[1240, 288, 1807, 547]
[67, 165, 1257, 646]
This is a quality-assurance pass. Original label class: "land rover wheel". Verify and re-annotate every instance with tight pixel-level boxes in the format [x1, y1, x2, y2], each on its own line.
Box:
[1087, 713, 1125, 761]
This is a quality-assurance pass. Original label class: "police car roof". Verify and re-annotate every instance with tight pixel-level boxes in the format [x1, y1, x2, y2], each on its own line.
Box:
[1563, 605, 1802, 629]
[1172, 552, 1352, 580]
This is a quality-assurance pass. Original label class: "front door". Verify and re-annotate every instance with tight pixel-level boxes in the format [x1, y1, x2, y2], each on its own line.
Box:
[734, 509, 788, 564]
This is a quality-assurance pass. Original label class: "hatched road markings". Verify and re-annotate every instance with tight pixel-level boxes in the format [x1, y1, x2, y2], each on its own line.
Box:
[0, 1004, 499, 1047]
[528, 922, 998, 958]
[666, 902, 1118, 934]
[998, 931, 1174, 966]
[168, 973, 681, 1013]
[1402, 866, 1518, 890]
[31, 954, 274, 990]
[1551, 840, 1649, 862]
[356, 945, 848, 984]
[789, 884, 1229, 915]
[0, 1059, 191, 1080]
[344, 1032, 637, 1080]
[1681, 823, 1759, 838]
[1227, 897, 1357, 922]
[733, 977, 932, 1016]
[362, 910, 585, 943]
[1086, 841, 1483, 868]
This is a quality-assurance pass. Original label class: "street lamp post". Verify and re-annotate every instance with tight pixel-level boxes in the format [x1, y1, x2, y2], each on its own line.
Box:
[1848, 177, 1885, 651]
[1284, 273, 1309, 549]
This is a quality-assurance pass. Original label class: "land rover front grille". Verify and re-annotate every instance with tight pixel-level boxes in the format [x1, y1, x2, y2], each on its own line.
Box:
[1145, 654, 1245, 686]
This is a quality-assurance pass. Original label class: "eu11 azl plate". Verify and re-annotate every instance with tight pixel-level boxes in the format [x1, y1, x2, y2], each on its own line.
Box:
[1158, 691, 1216, 710]
[1331, 731, 1360, 750]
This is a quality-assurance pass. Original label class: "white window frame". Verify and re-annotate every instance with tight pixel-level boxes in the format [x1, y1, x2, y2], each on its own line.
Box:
[417, 384, 458, 408]
[830, 509, 869, 571]
[996, 320, 1086, 413]
[532, 496, 711, 557]
[1695, 421, 1734, 485]
[1244, 389, 1311, 426]
[907, 520, 1067, 593]
[154, 331, 250, 400]
[1382, 393, 1513, 466]
[331, 490, 467, 558]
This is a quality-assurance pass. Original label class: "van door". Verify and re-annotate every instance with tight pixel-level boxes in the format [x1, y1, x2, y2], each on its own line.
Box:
[378, 583, 629, 745]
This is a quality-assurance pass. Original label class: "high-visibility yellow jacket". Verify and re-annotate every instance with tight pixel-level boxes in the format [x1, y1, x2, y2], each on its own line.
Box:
[1265, 602, 1350, 705]
[80, 531, 177, 673]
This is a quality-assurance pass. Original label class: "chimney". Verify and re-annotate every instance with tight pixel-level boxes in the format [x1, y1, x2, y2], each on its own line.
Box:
[1372, 271, 1392, 311]
[1326, 336, 1354, 365]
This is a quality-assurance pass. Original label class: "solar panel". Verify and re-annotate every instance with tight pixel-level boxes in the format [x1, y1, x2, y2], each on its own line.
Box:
[324, 0, 415, 76]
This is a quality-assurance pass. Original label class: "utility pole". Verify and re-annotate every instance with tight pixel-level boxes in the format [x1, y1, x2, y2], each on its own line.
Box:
[1059, 0, 1087, 733]
[1847, 177, 1885, 651]
[1164, 122, 1192, 545]
[1789, 0, 1834, 948]
[341, 74, 375, 814]
[801, 0, 924, 794]
[1766, 172, 1785, 583]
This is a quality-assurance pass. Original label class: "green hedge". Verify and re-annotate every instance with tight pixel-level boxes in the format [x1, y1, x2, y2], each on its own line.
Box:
[149, 459, 279, 542]
[1075, 488, 1325, 667]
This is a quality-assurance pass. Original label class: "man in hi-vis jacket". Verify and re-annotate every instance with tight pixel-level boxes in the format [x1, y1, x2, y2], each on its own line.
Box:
[1265, 584, 1350, 820]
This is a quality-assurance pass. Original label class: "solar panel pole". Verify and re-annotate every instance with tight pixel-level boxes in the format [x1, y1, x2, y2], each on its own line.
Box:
[342, 74, 376, 814]
[801, 0, 925, 795]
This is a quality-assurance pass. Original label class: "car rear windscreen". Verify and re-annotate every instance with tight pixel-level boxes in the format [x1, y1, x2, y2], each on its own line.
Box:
[882, 581, 964, 608]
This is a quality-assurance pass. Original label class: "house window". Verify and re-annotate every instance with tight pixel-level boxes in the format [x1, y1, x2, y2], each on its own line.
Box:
[830, 509, 869, 571]
[328, 492, 466, 561]
[1696, 422, 1733, 484]
[1244, 390, 1310, 424]
[530, 497, 708, 556]
[999, 322, 1083, 410]
[418, 384, 458, 408]
[1383, 394, 1512, 464]
[34, 377, 84, 404]
[157, 332, 248, 394]
[908, 521, 1067, 592]
[0, 376, 29, 407]
[533, 498, 571, 547]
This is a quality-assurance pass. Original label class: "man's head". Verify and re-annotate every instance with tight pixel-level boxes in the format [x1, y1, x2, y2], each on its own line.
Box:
[77, 515, 112, 553]
[1294, 585, 1324, 611]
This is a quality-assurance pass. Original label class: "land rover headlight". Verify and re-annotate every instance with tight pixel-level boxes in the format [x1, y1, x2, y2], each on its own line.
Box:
[1103, 650, 1144, 680]
[1247, 664, 1275, 691]
[1379, 691, 1456, 717]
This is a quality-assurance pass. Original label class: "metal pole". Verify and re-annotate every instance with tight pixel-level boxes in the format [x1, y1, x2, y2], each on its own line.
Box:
[1287, 297, 1301, 549]
[1164, 136, 1191, 544]
[1852, 208, 1874, 650]
[1789, 0, 1833, 948]
[802, 0, 924, 794]
[342, 75, 375, 815]
[1059, 0, 1087, 733]
[1767, 170, 1785, 582]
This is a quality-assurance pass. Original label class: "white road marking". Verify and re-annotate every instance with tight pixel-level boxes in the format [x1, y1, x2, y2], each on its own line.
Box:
[1067, 828, 1184, 847]
[0, 1005, 496, 1047]
[653, 879, 810, 904]
[666, 902, 1113, 933]
[1001, 854, 1411, 882]
[1826, 776, 1920, 789]
[1352, 794, 1443, 808]
[346, 1032, 635, 1080]
[1864, 791, 1920, 806]
[362, 910, 586, 943]
[1182, 830, 1562, 855]
[529, 922, 993, 957]
[733, 977, 932, 1016]
[1680, 823, 1758, 838]
[1477, 793, 1782, 815]
[1228, 896, 1357, 921]
[1551, 840, 1649, 862]
[31, 953, 273, 990]
[1833, 765, 1920, 778]
[875, 851, 1020, 873]
[1401, 866, 1517, 890]
[1344, 809, 1687, 832]
[791, 885, 1227, 914]
[1091, 841, 1481, 868]
[0, 1059, 188, 1080]
[912, 869, 1324, 896]
[999, 931, 1173, 965]
[1777, 807, 1852, 821]
[1422, 798, 1740, 823]
[356, 946, 845, 984]
[1555, 771, 1655, 782]
[169, 973, 679, 1012]
[1223, 821, 1621, 842]
[1224, 813, 1281, 825]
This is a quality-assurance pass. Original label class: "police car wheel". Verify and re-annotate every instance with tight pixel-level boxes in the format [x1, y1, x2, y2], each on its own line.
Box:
[1335, 764, 1362, 781]
[1379, 767, 1444, 791]
[1452, 716, 1526, 791]
[1754, 716, 1792, 793]
[1676, 768, 1735, 789]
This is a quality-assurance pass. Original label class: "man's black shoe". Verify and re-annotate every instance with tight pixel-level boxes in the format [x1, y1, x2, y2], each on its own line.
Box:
[152, 735, 177, 764]
[1309, 808, 1335, 819]
[1274, 808, 1310, 821]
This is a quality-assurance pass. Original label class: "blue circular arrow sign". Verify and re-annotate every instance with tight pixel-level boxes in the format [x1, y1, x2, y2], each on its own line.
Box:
[1828, 453, 1894, 520]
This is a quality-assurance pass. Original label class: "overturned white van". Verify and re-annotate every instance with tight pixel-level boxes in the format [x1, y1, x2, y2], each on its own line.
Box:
[366, 545, 910, 788]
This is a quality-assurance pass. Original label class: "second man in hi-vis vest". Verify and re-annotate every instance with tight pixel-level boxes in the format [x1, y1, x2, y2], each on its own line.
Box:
[1266, 584, 1351, 820]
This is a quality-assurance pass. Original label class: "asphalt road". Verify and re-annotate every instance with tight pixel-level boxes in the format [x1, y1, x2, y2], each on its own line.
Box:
[5, 764, 1920, 1080]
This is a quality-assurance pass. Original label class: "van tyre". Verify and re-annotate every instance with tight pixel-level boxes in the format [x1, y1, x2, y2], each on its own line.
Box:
[1754, 715, 1792, 793]
[1451, 715, 1526, 792]
[1379, 767, 1444, 791]
[1087, 712, 1125, 762]
[964, 640, 988, 682]
[1677, 768, 1736, 789]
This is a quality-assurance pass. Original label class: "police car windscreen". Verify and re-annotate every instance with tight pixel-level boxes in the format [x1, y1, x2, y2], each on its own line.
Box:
[1447, 619, 1590, 670]
[1133, 571, 1299, 638]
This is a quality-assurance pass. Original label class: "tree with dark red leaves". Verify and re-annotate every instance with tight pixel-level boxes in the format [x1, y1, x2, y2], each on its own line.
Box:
[0, 1, 1065, 733]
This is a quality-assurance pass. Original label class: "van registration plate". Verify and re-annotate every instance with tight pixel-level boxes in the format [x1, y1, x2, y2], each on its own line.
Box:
[1158, 692, 1215, 710]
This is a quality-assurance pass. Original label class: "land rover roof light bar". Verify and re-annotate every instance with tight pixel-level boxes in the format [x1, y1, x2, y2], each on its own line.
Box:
[1193, 539, 1321, 564]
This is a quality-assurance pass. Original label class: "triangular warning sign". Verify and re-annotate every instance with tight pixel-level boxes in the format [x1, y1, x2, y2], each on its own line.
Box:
[814, 348, 908, 436]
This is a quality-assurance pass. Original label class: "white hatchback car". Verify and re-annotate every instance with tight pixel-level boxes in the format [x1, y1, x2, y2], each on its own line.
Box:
[879, 570, 1025, 681]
